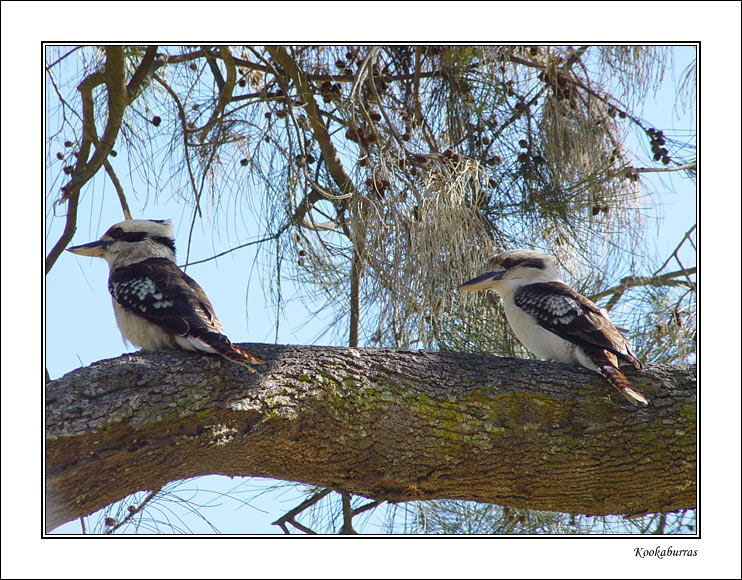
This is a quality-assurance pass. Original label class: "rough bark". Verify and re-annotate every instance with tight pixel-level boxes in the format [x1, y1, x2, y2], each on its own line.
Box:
[45, 344, 696, 532]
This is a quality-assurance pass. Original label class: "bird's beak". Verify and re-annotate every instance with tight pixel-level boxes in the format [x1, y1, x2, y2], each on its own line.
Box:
[67, 239, 108, 258]
[458, 270, 503, 291]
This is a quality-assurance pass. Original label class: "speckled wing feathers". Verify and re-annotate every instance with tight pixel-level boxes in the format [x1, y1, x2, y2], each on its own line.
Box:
[513, 281, 643, 370]
[108, 257, 262, 370]
[514, 281, 646, 405]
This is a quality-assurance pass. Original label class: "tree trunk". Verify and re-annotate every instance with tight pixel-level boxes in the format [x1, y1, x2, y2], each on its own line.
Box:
[45, 344, 696, 532]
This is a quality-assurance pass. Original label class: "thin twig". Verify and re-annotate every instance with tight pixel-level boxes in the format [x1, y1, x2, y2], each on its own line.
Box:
[630, 162, 696, 174]
[654, 225, 697, 276]
[105, 487, 162, 534]
[265, 46, 359, 200]
[271, 488, 332, 535]
[352, 499, 382, 516]
[199, 46, 235, 143]
[590, 268, 697, 311]
[179, 230, 285, 268]
[153, 74, 203, 219]
[103, 159, 132, 220]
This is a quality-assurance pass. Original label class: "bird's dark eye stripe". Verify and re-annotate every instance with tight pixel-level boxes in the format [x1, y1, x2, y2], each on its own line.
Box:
[103, 228, 175, 253]
[107, 228, 147, 242]
[501, 257, 545, 270]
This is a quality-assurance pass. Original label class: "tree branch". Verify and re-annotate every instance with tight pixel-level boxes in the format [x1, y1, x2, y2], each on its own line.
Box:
[654, 225, 696, 277]
[103, 159, 132, 220]
[265, 46, 365, 346]
[271, 488, 331, 534]
[46, 47, 127, 275]
[59, 47, 126, 200]
[340, 491, 357, 534]
[45, 344, 696, 532]
[630, 162, 696, 174]
[588, 267, 697, 305]
[198, 46, 235, 143]
[125, 45, 160, 102]
[265, 46, 359, 199]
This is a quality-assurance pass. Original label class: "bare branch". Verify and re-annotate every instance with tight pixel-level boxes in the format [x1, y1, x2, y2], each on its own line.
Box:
[125, 45, 160, 102]
[265, 46, 359, 199]
[178, 230, 285, 268]
[46, 47, 127, 275]
[103, 159, 132, 220]
[153, 74, 203, 218]
[202, 45, 225, 90]
[654, 225, 697, 276]
[353, 499, 383, 517]
[631, 162, 696, 174]
[340, 491, 357, 534]
[198, 46, 236, 143]
[46, 46, 84, 70]
[271, 488, 331, 534]
[60, 47, 126, 199]
[589, 267, 697, 307]
[104, 488, 161, 534]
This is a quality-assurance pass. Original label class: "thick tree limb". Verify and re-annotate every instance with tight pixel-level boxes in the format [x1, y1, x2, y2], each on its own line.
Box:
[45, 344, 696, 532]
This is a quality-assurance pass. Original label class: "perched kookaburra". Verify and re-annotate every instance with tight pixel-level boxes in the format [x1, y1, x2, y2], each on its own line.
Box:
[67, 219, 262, 371]
[459, 249, 647, 406]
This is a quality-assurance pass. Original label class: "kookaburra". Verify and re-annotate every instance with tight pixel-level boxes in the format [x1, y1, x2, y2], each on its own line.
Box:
[67, 219, 262, 371]
[459, 249, 647, 406]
